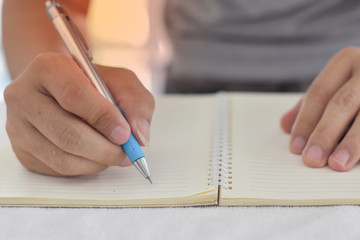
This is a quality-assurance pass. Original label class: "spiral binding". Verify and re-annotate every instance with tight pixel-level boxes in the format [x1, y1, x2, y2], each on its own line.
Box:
[209, 93, 233, 190]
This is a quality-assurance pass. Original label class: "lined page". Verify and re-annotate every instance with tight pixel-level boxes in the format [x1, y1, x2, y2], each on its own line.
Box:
[0, 96, 216, 206]
[221, 93, 360, 205]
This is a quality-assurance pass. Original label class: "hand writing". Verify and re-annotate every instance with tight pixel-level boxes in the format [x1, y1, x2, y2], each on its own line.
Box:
[4, 52, 155, 176]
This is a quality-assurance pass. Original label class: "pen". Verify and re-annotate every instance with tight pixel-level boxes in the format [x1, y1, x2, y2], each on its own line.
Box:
[45, 0, 152, 184]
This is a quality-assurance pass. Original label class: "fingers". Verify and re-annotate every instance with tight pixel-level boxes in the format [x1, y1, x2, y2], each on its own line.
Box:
[302, 76, 360, 168]
[6, 118, 108, 176]
[34, 54, 131, 146]
[5, 53, 127, 166]
[97, 65, 155, 146]
[5, 84, 126, 173]
[288, 47, 360, 171]
[290, 47, 354, 154]
[25, 92, 126, 166]
[36, 56, 155, 147]
[304, 73, 360, 170]
[4, 52, 155, 176]
[328, 111, 360, 171]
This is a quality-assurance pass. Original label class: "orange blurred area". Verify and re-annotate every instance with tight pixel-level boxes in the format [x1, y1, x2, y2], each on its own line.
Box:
[87, 0, 149, 47]
[86, 0, 169, 95]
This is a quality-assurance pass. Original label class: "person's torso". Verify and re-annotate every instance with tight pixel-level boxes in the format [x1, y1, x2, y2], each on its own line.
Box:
[165, 0, 360, 86]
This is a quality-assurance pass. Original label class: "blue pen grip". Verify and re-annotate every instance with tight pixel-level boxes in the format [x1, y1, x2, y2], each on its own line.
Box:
[116, 107, 145, 163]
[122, 133, 145, 163]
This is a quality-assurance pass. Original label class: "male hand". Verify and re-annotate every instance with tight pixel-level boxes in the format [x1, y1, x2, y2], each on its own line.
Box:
[281, 47, 360, 171]
[4, 52, 155, 176]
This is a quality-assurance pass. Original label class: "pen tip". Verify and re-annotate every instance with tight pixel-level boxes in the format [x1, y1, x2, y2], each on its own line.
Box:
[146, 177, 153, 184]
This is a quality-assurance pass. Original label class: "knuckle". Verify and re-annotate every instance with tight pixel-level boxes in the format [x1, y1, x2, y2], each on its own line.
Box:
[4, 80, 36, 117]
[293, 118, 313, 134]
[54, 153, 108, 176]
[337, 46, 360, 61]
[3, 83, 16, 105]
[60, 82, 84, 109]
[88, 106, 114, 132]
[133, 87, 155, 114]
[11, 148, 56, 176]
[29, 53, 51, 72]
[5, 121, 21, 140]
[13, 150, 35, 171]
[144, 92, 155, 111]
[30, 53, 59, 74]
[3, 82, 23, 107]
[31, 52, 70, 70]
[53, 153, 76, 176]
[32, 53, 53, 66]
[130, 90, 155, 116]
[141, 92, 156, 120]
[312, 126, 336, 146]
[330, 87, 358, 110]
[31, 53, 79, 89]
[30, 143, 76, 176]
[305, 85, 329, 104]
[57, 125, 82, 152]
[122, 68, 138, 80]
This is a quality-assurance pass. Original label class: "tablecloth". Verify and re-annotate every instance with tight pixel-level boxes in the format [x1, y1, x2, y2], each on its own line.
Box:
[1, 101, 360, 240]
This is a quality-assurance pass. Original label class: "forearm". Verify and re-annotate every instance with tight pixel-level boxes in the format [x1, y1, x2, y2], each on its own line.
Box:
[2, 0, 89, 79]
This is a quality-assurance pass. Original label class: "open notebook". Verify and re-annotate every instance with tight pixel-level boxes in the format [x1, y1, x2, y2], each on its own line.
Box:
[2, 92, 360, 207]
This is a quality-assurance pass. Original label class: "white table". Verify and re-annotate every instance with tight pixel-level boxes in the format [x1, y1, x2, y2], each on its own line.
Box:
[1, 101, 360, 240]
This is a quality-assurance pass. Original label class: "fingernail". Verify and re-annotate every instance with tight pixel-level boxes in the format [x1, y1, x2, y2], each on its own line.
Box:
[306, 145, 324, 165]
[291, 136, 306, 153]
[136, 119, 150, 146]
[110, 126, 129, 145]
[332, 149, 350, 167]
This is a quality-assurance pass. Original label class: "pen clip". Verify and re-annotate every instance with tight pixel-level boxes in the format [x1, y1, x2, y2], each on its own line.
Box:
[67, 15, 93, 61]
[57, 5, 93, 61]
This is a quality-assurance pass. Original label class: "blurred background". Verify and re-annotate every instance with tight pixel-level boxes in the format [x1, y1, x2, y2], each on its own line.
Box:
[0, 0, 11, 102]
[0, 0, 170, 102]
[87, 0, 170, 95]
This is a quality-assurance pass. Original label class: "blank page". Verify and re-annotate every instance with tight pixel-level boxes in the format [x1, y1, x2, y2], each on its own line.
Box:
[0, 95, 216, 207]
[221, 93, 360, 206]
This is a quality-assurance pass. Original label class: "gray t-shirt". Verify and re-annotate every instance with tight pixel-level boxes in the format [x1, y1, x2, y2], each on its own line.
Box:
[164, 0, 360, 87]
